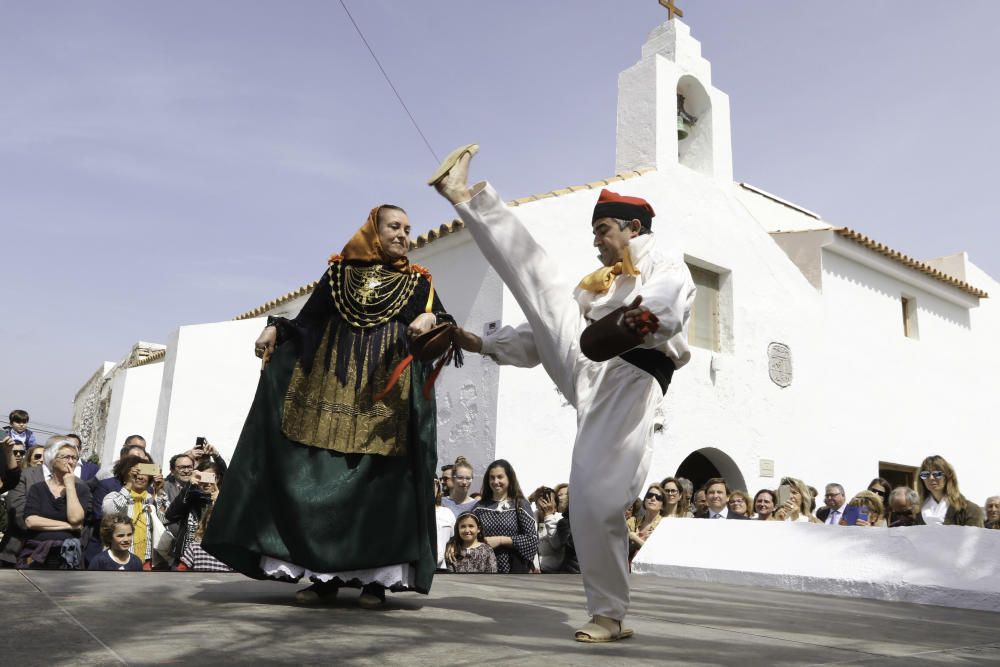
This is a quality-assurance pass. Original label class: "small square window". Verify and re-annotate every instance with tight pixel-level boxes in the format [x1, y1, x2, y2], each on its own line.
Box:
[687, 263, 721, 351]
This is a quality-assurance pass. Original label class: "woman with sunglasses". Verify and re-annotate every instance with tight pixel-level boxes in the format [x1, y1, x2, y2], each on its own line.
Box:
[26, 445, 45, 467]
[627, 484, 668, 562]
[914, 455, 983, 527]
[866, 477, 891, 506]
[1, 435, 24, 492]
[659, 477, 691, 518]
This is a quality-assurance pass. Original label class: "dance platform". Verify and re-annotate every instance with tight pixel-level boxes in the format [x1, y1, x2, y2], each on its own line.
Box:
[5, 569, 999, 666]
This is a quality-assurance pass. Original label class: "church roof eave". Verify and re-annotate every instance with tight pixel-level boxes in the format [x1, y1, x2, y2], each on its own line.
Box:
[233, 168, 987, 320]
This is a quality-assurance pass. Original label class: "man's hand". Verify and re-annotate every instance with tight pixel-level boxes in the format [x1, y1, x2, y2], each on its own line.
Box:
[622, 296, 659, 336]
[453, 328, 483, 353]
[407, 313, 437, 338]
[254, 325, 277, 359]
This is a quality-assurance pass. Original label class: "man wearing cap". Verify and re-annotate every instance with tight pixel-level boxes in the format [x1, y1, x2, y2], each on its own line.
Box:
[430, 146, 694, 643]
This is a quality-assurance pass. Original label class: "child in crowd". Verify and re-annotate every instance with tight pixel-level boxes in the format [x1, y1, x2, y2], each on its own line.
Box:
[447, 512, 497, 574]
[88, 514, 144, 571]
[6, 409, 36, 447]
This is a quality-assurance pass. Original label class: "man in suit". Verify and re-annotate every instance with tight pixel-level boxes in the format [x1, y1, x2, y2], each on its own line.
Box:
[694, 478, 749, 519]
[816, 483, 847, 525]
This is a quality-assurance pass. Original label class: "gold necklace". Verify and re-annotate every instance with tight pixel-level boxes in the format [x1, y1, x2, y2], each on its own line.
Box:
[329, 262, 419, 328]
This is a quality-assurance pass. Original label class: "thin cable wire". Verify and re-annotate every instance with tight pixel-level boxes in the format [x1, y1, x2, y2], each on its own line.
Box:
[338, 0, 440, 163]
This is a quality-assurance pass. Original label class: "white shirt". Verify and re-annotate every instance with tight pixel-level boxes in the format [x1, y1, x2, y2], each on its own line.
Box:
[921, 496, 949, 526]
[826, 504, 847, 525]
[709, 507, 729, 519]
[573, 234, 696, 369]
[435, 505, 455, 570]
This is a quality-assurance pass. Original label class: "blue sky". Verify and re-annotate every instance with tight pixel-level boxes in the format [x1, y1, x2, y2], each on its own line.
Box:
[2, 1, 998, 433]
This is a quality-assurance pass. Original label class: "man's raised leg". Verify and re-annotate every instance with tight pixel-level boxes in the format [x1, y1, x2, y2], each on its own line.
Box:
[435, 150, 583, 405]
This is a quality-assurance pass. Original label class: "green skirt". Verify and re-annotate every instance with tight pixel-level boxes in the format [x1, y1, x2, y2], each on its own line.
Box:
[202, 340, 439, 593]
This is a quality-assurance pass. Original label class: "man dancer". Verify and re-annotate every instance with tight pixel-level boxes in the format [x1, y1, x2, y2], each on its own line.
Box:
[431, 146, 695, 642]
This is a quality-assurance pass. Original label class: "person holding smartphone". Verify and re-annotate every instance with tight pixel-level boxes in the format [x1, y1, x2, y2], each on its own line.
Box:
[838, 491, 885, 527]
[770, 477, 820, 523]
[101, 455, 169, 570]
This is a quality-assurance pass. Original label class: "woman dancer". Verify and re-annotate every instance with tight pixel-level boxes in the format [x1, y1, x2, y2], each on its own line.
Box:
[203, 204, 459, 607]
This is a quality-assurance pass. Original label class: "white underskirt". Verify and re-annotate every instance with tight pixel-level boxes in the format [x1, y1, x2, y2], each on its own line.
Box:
[259, 555, 415, 589]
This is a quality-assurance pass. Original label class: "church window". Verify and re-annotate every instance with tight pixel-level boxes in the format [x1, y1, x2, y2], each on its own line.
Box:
[901, 295, 919, 339]
[687, 263, 721, 351]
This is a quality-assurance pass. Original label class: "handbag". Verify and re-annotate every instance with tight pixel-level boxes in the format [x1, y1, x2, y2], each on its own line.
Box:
[149, 506, 174, 561]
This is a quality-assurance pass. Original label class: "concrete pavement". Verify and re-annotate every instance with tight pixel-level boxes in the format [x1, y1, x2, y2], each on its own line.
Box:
[4, 570, 999, 666]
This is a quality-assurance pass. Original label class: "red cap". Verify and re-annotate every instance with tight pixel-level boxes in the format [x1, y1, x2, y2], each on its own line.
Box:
[592, 189, 655, 231]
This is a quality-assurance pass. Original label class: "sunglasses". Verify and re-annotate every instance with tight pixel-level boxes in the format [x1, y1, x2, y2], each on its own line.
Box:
[919, 471, 944, 480]
[13, 450, 26, 457]
[868, 488, 888, 497]
[644, 492, 664, 502]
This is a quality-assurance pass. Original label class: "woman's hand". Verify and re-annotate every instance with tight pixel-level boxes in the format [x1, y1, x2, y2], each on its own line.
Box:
[152, 473, 164, 494]
[537, 493, 556, 518]
[628, 531, 644, 545]
[485, 535, 511, 550]
[254, 326, 277, 359]
[406, 313, 437, 338]
[445, 540, 458, 566]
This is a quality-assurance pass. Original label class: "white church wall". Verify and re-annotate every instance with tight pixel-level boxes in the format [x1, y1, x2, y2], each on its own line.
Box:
[473, 164, 833, 496]
[409, 232, 503, 488]
[100, 361, 164, 471]
[818, 248, 998, 502]
[150, 318, 264, 467]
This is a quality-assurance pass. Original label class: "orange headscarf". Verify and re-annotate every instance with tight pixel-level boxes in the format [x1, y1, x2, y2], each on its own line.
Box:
[334, 205, 411, 272]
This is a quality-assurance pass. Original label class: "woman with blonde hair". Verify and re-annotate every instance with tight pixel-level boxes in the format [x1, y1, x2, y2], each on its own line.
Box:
[770, 477, 820, 523]
[914, 455, 983, 527]
[659, 477, 690, 518]
[838, 490, 886, 527]
[442, 456, 477, 518]
[627, 484, 667, 562]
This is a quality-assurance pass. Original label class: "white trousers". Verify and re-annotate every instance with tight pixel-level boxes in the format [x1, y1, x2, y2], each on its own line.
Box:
[455, 185, 662, 620]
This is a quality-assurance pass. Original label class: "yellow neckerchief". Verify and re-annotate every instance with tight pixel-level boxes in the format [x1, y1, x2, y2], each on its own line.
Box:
[577, 243, 640, 293]
[129, 488, 149, 560]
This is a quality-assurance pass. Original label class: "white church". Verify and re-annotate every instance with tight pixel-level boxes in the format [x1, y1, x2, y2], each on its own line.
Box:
[73, 19, 998, 509]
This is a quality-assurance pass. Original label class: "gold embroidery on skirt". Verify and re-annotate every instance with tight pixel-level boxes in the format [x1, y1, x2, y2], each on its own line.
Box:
[281, 322, 410, 456]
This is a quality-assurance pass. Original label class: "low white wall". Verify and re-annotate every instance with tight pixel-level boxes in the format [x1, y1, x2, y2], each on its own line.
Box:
[632, 519, 1000, 612]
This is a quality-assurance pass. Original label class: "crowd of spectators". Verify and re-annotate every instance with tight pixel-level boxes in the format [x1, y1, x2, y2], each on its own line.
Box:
[2, 407, 998, 574]
[0, 410, 230, 572]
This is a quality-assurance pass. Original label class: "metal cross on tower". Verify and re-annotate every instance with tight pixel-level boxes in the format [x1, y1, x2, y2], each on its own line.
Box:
[658, 0, 684, 21]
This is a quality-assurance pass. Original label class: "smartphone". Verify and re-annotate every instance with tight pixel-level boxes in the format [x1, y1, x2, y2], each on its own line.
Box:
[776, 484, 792, 507]
[198, 471, 217, 485]
[842, 505, 870, 526]
[136, 463, 160, 476]
[195, 436, 207, 448]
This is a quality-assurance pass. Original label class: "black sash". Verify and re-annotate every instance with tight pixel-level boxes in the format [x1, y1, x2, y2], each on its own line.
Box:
[620, 348, 675, 395]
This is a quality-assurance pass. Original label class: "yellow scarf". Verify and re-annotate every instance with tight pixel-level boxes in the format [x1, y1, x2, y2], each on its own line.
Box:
[577, 244, 640, 293]
[130, 489, 149, 560]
